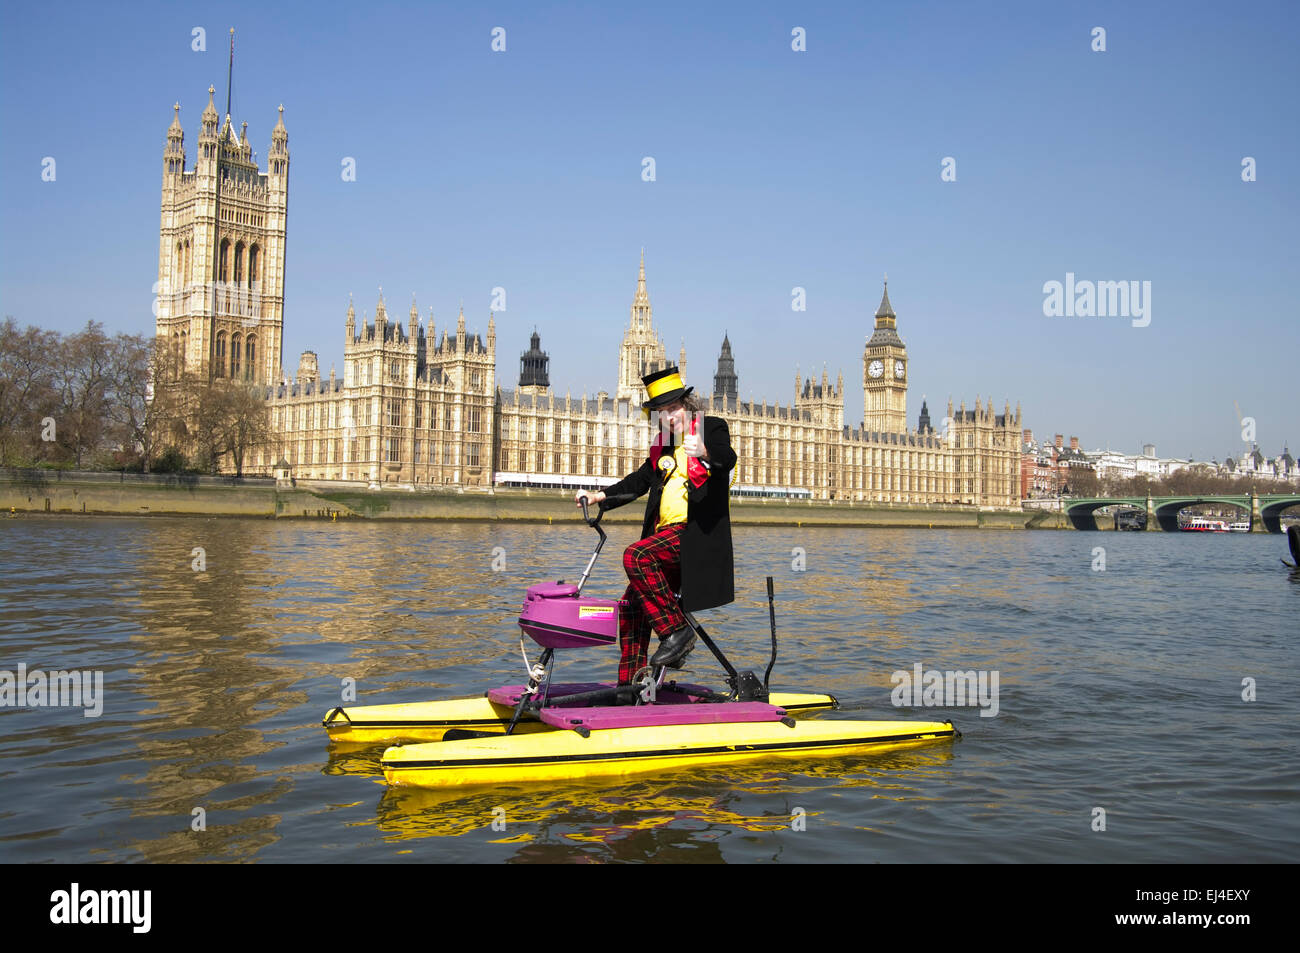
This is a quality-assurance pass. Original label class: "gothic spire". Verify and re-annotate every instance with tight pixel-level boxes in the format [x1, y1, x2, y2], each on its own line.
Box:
[875, 278, 895, 320]
[634, 248, 650, 311]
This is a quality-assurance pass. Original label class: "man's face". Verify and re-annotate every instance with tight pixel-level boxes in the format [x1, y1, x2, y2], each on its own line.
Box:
[660, 401, 688, 434]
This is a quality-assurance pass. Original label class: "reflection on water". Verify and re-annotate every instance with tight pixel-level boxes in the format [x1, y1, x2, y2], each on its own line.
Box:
[371, 742, 958, 850]
[1, 516, 1297, 862]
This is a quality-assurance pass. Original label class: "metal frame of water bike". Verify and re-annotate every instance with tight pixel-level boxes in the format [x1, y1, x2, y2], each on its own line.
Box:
[501, 493, 780, 735]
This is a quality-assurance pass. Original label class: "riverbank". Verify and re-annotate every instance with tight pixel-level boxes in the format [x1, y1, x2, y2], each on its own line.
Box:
[1, 468, 1054, 529]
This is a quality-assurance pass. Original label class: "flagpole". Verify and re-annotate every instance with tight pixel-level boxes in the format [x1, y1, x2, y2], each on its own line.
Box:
[225, 28, 234, 121]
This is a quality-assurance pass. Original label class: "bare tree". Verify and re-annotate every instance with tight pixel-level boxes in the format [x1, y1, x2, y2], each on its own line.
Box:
[220, 379, 273, 477]
[53, 321, 116, 467]
[0, 317, 60, 466]
[1063, 466, 1099, 497]
[107, 333, 182, 473]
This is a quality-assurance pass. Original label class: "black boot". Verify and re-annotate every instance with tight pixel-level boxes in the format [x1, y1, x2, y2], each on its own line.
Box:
[650, 625, 696, 668]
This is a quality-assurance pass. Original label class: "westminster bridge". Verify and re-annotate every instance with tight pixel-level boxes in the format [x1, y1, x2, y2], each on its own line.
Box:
[1060, 493, 1300, 532]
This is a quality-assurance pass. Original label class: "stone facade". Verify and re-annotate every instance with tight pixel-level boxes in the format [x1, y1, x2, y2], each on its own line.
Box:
[246, 255, 1021, 507]
[254, 298, 497, 487]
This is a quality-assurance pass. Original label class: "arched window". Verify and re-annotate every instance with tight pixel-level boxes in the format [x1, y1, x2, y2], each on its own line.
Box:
[219, 239, 230, 282]
[215, 332, 227, 377]
[248, 245, 259, 284]
[231, 332, 242, 378]
[245, 335, 256, 380]
[234, 241, 245, 284]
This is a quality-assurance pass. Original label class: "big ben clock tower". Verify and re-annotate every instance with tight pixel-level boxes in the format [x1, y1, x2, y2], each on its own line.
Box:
[863, 278, 908, 433]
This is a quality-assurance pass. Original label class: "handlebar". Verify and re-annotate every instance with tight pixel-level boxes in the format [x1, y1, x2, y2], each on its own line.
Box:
[577, 492, 638, 527]
[573, 492, 637, 595]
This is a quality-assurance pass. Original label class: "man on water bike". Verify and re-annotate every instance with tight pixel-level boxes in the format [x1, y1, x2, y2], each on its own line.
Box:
[575, 366, 737, 684]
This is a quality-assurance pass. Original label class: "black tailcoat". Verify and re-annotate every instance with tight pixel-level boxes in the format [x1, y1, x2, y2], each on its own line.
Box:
[604, 415, 736, 611]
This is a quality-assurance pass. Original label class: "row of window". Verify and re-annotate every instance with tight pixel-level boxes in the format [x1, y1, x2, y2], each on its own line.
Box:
[162, 329, 263, 384]
[352, 358, 485, 390]
[216, 238, 260, 285]
[170, 237, 263, 288]
[276, 399, 490, 434]
[271, 397, 1017, 476]
[494, 447, 1010, 493]
[219, 209, 265, 228]
[278, 437, 483, 469]
[214, 332, 256, 379]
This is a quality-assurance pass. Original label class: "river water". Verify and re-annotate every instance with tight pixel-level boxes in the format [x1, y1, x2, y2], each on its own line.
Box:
[1, 516, 1296, 863]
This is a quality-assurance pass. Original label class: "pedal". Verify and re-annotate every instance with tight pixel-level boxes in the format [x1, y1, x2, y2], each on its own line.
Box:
[631, 665, 668, 704]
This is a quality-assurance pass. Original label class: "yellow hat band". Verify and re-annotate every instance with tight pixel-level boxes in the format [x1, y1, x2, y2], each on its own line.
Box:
[646, 373, 685, 399]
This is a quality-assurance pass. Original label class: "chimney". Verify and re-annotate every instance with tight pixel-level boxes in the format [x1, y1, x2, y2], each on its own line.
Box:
[1023, 429, 1033, 443]
[1070, 436, 1079, 450]
[1055, 434, 1064, 449]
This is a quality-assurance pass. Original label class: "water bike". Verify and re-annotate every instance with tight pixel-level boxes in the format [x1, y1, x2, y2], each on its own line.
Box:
[323, 494, 959, 787]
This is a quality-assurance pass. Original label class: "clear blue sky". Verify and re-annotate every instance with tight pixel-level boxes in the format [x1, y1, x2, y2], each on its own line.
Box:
[2, 0, 1296, 462]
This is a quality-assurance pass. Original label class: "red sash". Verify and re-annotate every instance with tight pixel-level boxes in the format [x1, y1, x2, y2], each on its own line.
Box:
[649, 417, 709, 488]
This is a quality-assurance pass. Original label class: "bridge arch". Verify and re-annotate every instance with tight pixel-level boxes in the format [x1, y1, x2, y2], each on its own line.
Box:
[1062, 495, 1300, 532]
[1259, 497, 1300, 534]
[1062, 498, 1144, 530]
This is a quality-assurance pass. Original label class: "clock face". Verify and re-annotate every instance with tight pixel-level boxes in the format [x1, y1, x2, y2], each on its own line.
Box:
[868, 360, 884, 379]
[894, 360, 905, 379]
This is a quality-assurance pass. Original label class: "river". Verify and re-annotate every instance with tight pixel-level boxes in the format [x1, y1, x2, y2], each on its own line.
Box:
[1, 516, 1296, 862]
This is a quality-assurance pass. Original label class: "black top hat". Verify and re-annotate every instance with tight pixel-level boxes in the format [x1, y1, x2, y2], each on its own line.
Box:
[641, 366, 693, 410]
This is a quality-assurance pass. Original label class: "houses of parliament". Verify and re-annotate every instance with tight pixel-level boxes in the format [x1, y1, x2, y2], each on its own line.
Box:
[154, 86, 1022, 508]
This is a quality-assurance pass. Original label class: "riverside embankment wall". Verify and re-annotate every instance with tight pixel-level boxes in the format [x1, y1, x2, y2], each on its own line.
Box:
[0, 469, 1055, 528]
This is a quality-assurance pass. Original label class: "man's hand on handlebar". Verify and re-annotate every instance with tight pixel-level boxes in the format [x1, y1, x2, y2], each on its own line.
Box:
[575, 490, 606, 508]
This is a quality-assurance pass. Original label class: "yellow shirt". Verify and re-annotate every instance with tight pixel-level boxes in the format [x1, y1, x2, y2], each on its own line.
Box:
[656, 444, 690, 530]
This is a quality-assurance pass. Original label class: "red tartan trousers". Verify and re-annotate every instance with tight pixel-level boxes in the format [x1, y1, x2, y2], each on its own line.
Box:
[617, 523, 688, 684]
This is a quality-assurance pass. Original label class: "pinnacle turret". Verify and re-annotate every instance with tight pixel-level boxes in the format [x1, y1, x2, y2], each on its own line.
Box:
[164, 104, 185, 174]
[200, 86, 219, 126]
